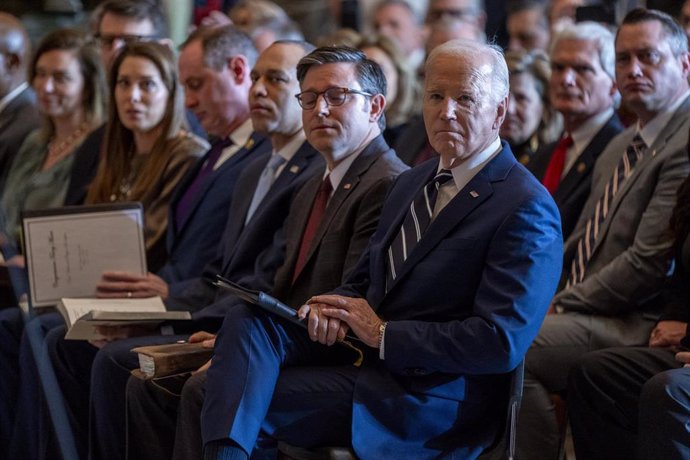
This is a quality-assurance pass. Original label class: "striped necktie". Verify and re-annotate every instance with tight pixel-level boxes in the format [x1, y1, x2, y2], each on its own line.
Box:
[566, 134, 646, 287]
[386, 169, 453, 287]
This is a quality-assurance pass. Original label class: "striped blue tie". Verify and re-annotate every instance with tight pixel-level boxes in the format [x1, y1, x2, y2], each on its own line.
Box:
[386, 169, 453, 287]
[567, 134, 646, 287]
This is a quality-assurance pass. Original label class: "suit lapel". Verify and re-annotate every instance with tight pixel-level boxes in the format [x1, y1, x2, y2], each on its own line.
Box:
[386, 147, 513, 292]
[174, 132, 265, 238]
[592, 98, 690, 255]
[299, 142, 384, 270]
[554, 117, 617, 201]
[220, 142, 319, 274]
[0, 87, 34, 131]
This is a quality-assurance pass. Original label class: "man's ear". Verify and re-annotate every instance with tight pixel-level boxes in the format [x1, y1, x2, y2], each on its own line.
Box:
[369, 93, 386, 122]
[493, 95, 508, 130]
[4, 52, 20, 72]
[227, 55, 249, 84]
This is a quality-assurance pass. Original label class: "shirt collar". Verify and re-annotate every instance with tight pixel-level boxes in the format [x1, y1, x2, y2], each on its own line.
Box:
[441, 136, 502, 189]
[638, 90, 690, 148]
[274, 130, 306, 163]
[228, 118, 254, 149]
[570, 108, 614, 156]
[325, 144, 367, 193]
[0, 82, 28, 115]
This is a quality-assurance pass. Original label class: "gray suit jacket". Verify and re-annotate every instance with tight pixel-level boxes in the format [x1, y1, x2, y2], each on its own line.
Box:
[556, 95, 690, 321]
[0, 87, 40, 191]
[270, 134, 408, 308]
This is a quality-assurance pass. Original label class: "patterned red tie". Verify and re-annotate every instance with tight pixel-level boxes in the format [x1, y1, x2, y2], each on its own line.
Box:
[542, 134, 573, 194]
[293, 175, 332, 283]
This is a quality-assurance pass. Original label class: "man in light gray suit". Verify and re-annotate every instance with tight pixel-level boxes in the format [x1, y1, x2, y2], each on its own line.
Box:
[0, 12, 39, 189]
[517, 8, 690, 459]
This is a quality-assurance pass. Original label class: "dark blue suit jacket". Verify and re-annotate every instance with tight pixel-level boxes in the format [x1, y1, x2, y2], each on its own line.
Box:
[164, 141, 324, 330]
[335, 143, 563, 458]
[157, 132, 270, 284]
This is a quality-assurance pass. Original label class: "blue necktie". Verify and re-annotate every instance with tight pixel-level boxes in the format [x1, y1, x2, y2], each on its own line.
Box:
[245, 154, 287, 223]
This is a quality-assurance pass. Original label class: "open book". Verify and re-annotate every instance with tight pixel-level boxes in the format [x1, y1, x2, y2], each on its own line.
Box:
[58, 297, 191, 340]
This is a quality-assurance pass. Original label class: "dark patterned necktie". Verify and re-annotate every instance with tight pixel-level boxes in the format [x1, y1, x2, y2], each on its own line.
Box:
[566, 134, 646, 286]
[176, 137, 233, 229]
[386, 169, 453, 287]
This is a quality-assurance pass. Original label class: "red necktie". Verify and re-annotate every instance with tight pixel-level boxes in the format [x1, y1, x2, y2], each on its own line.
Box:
[542, 135, 573, 194]
[293, 175, 332, 283]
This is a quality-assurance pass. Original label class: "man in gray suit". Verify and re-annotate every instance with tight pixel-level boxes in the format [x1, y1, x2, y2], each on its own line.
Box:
[517, 8, 690, 459]
[0, 12, 39, 188]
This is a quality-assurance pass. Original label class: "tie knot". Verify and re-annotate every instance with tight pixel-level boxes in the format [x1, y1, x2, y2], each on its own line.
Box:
[631, 133, 646, 150]
[560, 134, 574, 149]
[432, 169, 454, 189]
[266, 154, 286, 171]
[319, 175, 333, 195]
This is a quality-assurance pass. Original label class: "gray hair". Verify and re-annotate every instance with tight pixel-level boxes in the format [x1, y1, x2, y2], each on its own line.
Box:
[181, 24, 258, 70]
[426, 39, 508, 105]
[375, 0, 424, 25]
[297, 46, 388, 130]
[550, 21, 615, 80]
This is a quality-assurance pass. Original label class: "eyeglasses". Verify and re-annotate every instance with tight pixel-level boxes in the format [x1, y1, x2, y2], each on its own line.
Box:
[92, 34, 157, 48]
[295, 87, 374, 110]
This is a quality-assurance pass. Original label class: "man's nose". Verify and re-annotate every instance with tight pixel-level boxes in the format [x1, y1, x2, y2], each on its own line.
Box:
[439, 98, 457, 120]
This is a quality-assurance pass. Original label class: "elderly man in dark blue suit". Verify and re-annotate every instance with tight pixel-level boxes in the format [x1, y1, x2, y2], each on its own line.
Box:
[201, 39, 562, 460]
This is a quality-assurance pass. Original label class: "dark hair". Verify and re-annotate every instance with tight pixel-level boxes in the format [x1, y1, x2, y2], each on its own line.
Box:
[181, 24, 258, 70]
[30, 28, 107, 139]
[98, 0, 169, 38]
[618, 8, 688, 56]
[297, 46, 387, 130]
[87, 41, 185, 204]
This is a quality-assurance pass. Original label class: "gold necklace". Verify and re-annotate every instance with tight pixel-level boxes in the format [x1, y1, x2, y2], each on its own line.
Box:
[46, 122, 90, 165]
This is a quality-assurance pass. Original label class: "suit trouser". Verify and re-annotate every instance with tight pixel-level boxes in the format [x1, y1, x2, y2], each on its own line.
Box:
[46, 325, 187, 460]
[9, 313, 64, 460]
[202, 303, 357, 457]
[567, 346, 684, 460]
[0, 307, 23, 451]
[516, 311, 655, 460]
[638, 365, 690, 460]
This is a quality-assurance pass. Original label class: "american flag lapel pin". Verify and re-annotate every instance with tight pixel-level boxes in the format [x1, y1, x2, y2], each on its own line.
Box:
[290, 165, 300, 173]
[470, 190, 479, 198]
[343, 183, 352, 190]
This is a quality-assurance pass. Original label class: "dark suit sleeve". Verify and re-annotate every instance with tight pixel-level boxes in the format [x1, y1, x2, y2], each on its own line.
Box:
[383, 194, 563, 375]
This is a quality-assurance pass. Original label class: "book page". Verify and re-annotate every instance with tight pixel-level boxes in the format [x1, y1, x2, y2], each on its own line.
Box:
[23, 205, 147, 307]
[59, 297, 166, 326]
